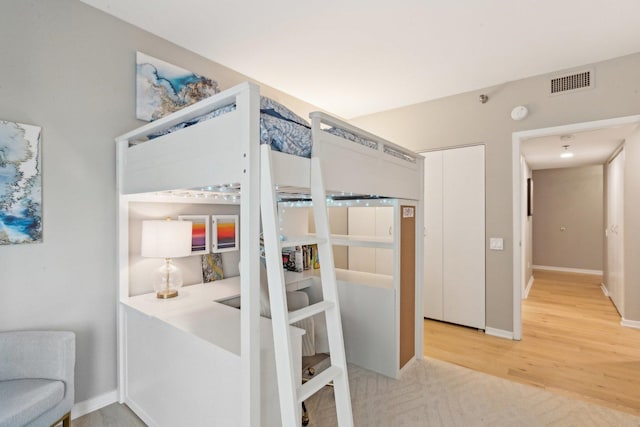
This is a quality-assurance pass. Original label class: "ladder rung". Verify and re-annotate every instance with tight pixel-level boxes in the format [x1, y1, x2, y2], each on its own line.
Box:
[288, 301, 334, 324]
[297, 365, 343, 403]
[280, 236, 326, 248]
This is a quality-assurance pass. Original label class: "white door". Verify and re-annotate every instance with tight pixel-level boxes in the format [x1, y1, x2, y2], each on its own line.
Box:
[423, 151, 444, 320]
[442, 146, 485, 329]
[422, 146, 485, 329]
[607, 148, 624, 315]
[348, 207, 376, 273]
[348, 206, 394, 275]
[374, 206, 394, 275]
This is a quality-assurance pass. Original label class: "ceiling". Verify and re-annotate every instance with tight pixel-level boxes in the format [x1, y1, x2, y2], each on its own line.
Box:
[80, 0, 640, 119]
[521, 123, 637, 170]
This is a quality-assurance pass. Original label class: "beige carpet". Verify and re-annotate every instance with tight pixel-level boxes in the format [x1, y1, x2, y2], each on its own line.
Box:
[304, 358, 640, 427]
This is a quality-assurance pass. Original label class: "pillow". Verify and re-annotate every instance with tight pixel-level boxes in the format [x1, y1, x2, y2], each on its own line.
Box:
[260, 97, 310, 128]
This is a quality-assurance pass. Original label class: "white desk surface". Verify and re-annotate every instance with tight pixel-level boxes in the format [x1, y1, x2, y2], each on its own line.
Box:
[281, 268, 394, 290]
[121, 275, 307, 355]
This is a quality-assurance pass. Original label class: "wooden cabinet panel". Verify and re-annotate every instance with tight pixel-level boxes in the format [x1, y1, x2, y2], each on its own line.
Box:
[400, 205, 416, 368]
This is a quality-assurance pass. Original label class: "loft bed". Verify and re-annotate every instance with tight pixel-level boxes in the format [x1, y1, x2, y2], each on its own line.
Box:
[115, 82, 423, 426]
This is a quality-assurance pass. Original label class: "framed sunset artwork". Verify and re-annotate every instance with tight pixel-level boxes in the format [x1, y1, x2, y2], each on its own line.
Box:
[178, 215, 209, 255]
[211, 215, 239, 253]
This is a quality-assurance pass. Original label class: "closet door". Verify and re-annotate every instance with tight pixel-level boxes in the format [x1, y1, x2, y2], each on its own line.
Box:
[375, 206, 394, 275]
[348, 207, 376, 273]
[423, 151, 444, 320]
[442, 146, 485, 329]
[607, 149, 624, 315]
[348, 206, 393, 275]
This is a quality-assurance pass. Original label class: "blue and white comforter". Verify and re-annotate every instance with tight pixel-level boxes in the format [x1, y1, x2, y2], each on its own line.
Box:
[146, 96, 376, 159]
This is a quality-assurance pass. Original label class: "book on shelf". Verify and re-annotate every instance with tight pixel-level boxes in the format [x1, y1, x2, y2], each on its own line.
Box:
[282, 244, 319, 272]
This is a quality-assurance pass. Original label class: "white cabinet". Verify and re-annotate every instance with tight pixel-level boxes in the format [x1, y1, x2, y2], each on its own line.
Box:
[606, 148, 625, 315]
[422, 145, 485, 330]
[347, 206, 393, 275]
[120, 280, 303, 427]
[286, 200, 418, 378]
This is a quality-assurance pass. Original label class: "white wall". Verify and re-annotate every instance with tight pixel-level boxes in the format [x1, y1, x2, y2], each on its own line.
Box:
[0, 0, 320, 404]
[622, 128, 640, 319]
[521, 157, 533, 294]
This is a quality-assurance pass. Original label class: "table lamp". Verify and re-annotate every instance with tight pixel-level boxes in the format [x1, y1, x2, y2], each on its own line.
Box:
[141, 219, 193, 299]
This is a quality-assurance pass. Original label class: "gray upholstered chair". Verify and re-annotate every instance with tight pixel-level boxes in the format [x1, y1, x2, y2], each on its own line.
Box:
[0, 331, 75, 427]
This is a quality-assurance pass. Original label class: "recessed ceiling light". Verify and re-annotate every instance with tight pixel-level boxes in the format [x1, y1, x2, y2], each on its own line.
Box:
[561, 145, 574, 158]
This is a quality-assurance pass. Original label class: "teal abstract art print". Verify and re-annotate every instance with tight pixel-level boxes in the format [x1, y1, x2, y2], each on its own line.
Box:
[0, 120, 42, 245]
[136, 52, 220, 121]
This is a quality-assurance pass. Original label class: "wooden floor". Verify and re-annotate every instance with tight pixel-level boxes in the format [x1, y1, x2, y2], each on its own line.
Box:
[424, 270, 640, 416]
[73, 402, 145, 427]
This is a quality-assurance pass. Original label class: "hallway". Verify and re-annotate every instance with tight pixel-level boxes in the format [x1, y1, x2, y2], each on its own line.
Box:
[423, 270, 640, 416]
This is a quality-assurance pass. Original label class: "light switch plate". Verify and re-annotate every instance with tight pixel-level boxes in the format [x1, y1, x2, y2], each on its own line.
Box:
[489, 237, 504, 251]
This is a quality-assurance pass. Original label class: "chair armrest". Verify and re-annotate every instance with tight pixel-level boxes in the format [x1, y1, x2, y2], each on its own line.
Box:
[0, 331, 75, 386]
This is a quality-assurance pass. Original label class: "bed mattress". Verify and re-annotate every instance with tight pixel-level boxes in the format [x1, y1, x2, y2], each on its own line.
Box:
[145, 96, 376, 159]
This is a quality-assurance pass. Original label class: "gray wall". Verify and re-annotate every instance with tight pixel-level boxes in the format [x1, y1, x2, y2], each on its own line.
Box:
[351, 52, 640, 331]
[0, 0, 319, 404]
[532, 166, 603, 271]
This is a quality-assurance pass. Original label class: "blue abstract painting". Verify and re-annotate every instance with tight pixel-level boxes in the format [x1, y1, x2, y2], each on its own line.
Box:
[0, 120, 42, 245]
[136, 52, 220, 121]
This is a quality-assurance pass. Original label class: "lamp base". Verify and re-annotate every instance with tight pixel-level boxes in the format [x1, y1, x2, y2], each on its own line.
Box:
[156, 289, 178, 299]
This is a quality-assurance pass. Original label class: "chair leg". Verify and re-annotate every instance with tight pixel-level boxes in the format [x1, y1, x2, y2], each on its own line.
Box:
[51, 411, 71, 427]
[301, 402, 309, 426]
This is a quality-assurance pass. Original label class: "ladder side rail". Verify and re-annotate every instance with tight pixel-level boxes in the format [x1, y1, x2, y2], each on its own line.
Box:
[309, 156, 354, 427]
[260, 145, 300, 426]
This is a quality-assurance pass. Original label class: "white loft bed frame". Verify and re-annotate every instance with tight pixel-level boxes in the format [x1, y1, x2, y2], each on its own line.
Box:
[116, 82, 423, 426]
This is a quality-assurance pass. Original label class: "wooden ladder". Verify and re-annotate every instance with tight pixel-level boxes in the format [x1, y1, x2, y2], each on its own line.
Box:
[260, 145, 354, 426]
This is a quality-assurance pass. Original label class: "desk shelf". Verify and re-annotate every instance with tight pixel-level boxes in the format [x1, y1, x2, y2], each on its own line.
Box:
[330, 234, 394, 249]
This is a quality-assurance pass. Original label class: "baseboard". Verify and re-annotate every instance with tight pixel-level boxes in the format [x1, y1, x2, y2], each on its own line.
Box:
[532, 265, 603, 275]
[485, 327, 514, 340]
[523, 275, 534, 299]
[71, 389, 118, 420]
[124, 397, 158, 427]
[600, 283, 610, 297]
[621, 318, 640, 329]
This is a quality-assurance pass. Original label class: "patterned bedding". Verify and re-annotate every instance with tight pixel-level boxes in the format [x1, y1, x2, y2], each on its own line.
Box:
[146, 96, 376, 159]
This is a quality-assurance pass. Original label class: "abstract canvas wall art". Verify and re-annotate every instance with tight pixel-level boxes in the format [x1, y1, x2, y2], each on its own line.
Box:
[0, 120, 42, 245]
[201, 253, 224, 283]
[136, 52, 220, 121]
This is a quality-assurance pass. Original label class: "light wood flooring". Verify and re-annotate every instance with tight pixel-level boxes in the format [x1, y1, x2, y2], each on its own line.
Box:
[72, 402, 145, 426]
[424, 269, 640, 416]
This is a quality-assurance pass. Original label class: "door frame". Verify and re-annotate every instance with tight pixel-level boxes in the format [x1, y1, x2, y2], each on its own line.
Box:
[511, 114, 640, 340]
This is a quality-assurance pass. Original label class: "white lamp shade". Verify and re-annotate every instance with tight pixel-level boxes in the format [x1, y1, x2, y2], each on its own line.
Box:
[141, 220, 192, 258]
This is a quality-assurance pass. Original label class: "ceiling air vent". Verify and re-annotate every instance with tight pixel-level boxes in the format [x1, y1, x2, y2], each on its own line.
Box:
[550, 69, 593, 95]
